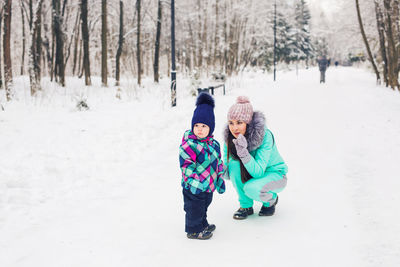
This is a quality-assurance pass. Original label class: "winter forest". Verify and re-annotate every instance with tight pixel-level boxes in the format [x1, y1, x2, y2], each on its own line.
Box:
[1, 1, 400, 267]
[0, 0, 398, 104]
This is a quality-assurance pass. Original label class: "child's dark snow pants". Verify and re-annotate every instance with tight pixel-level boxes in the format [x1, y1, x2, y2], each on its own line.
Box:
[183, 188, 213, 233]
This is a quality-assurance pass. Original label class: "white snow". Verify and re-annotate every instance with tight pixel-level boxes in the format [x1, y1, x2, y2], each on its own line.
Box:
[1, 67, 399, 267]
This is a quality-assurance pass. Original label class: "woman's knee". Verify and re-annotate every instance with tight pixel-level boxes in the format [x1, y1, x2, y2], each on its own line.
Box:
[243, 180, 261, 200]
[243, 174, 287, 199]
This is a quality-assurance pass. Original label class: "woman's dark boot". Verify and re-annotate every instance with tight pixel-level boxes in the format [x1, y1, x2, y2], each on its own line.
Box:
[259, 196, 278, 216]
[233, 207, 254, 220]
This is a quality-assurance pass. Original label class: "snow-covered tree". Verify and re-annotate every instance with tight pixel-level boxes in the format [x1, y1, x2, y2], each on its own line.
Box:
[275, 10, 297, 64]
[314, 37, 329, 58]
[293, 0, 314, 63]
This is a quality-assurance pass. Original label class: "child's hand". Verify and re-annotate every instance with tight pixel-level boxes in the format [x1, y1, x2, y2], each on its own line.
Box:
[232, 134, 249, 158]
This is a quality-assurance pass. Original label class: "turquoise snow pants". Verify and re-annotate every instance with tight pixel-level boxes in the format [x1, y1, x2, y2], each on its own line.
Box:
[231, 171, 287, 208]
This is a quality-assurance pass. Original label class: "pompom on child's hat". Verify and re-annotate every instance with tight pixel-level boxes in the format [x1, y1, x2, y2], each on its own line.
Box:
[227, 96, 254, 124]
[191, 92, 215, 136]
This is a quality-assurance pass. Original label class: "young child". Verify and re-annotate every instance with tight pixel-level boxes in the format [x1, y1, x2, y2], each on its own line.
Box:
[179, 92, 225, 240]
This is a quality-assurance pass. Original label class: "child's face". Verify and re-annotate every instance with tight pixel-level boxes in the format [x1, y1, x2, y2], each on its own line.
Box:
[228, 120, 247, 138]
[193, 123, 210, 138]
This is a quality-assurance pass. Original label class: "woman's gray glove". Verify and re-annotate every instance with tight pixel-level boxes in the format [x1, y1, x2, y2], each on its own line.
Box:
[232, 134, 252, 163]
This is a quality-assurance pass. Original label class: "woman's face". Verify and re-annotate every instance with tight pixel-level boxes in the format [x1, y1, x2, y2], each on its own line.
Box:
[193, 123, 210, 138]
[228, 120, 247, 138]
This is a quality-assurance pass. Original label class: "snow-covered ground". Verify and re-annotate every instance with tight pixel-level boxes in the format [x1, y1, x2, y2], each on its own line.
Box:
[1, 67, 399, 267]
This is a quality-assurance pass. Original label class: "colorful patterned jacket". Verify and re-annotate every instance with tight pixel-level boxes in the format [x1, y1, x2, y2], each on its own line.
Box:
[179, 130, 225, 194]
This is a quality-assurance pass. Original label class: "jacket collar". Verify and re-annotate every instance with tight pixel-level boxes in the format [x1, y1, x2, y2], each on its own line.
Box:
[184, 130, 214, 144]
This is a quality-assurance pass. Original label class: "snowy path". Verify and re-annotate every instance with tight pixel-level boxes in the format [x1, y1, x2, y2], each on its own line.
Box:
[1, 67, 399, 267]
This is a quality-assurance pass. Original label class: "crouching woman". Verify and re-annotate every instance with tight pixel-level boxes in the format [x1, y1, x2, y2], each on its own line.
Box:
[224, 96, 288, 219]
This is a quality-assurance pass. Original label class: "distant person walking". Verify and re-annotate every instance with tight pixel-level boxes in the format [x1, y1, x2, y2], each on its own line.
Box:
[317, 56, 329, 83]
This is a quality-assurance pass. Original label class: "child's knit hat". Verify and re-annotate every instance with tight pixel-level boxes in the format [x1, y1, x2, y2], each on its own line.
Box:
[191, 92, 215, 136]
[227, 96, 254, 124]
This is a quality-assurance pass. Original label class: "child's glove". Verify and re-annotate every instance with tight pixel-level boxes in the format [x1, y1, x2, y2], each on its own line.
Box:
[232, 134, 251, 163]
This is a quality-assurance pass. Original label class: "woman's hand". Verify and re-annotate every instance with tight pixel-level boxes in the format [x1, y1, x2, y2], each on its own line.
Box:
[232, 134, 251, 163]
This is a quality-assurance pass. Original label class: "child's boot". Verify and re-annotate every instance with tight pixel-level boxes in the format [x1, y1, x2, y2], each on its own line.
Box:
[187, 229, 213, 240]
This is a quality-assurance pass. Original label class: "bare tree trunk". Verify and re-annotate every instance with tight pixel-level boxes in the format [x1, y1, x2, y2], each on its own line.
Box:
[0, 7, 4, 89]
[42, 6, 52, 77]
[64, 11, 79, 69]
[29, 0, 43, 96]
[223, 1, 228, 74]
[227, 15, 237, 76]
[29, 0, 32, 29]
[101, 0, 107, 86]
[78, 39, 82, 78]
[185, 40, 191, 72]
[20, 1, 26, 75]
[167, 46, 170, 77]
[81, 0, 91, 85]
[53, 0, 65, 86]
[188, 21, 197, 68]
[35, 1, 42, 81]
[72, 12, 80, 75]
[50, 18, 54, 81]
[383, 0, 399, 89]
[115, 0, 123, 86]
[355, 0, 380, 84]
[234, 19, 246, 74]
[3, 0, 12, 101]
[153, 0, 162, 83]
[202, 3, 208, 71]
[375, 0, 388, 86]
[197, 0, 202, 69]
[392, 0, 400, 87]
[213, 1, 219, 68]
[136, 0, 141, 86]
[394, 0, 400, 47]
